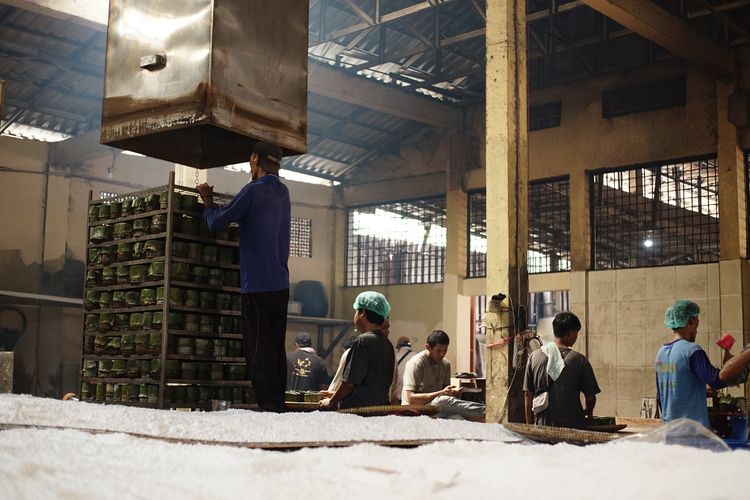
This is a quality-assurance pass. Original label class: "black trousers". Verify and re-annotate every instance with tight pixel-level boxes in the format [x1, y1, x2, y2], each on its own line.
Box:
[242, 290, 289, 411]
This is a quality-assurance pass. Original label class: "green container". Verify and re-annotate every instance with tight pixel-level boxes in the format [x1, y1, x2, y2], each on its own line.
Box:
[177, 216, 199, 236]
[127, 359, 141, 378]
[132, 217, 151, 237]
[224, 270, 240, 288]
[181, 194, 198, 212]
[199, 316, 215, 334]
[120, 333, 135, 355]
[140, 361, 151, 379]
[159, 191, 170, 210]
[143, 239, 165, 258]
[97, 360, 112, 377]
[184, 289, 200, 308]
[117, 243, 134, 262]
[112, 291, 126, 309]
[168, 287, 184, 307]
[208, 268, 223, 287]
[181, 362, 197, 380]
[156, 286, 165, 305]
[152, 312, 163, 329]
[88, 205, 100, 222]
[149, 332, 162, 354]
[244, 388, 255, 404]
[216, 387, 231, 401]
[198, 386, 211, 403]
[120, 384, 129, 402]
[218, 316, 234, 334]
[142, 311, 153, 331]
[232, 387, 243, 404]
[100, 245, 117, 266]
[201, 245, 218, 264]
[148, 261, 165, 281]
[135, 333, 148, 355]
[218, 247, 235, 265]
[197, 362, 211, 380]
[168, 313, 185, 329]
[106, 335, 122, 354]
[171, 241, 188, 258]
[172, 262, 191, 281]
[194, 338, 213, 357]
[132, 197, 146, 214]
[210, 363, 224, 380]
[85, 268, 101, 286]
[228, 341, 242, 357]
[95, 383, 106, 401]
[121, 199, 133, 216]
[232, 294, 242, 311]
[113, 221, 133, 240]
[166, 360, 180, 378]
[177, 337, 194, 355]
[186, 386, 199, 404]
[184, 313, 200, 332]
[145, 194, 160, 212]
[84, 290, 100, 311]
[187, 242, 202, 261]
[128, 312, 143, 330]
[191, 266, 208, 284]
[174, 385, 187, 404]
[199, 291, 216, 309]
[89, 225, 113, 244]
[82, 360, 97, 378]
[139, 288, 156, 306]
[128, 383, 139, 402]
[101, 267, 116, 286]
[149, 358, 161, 377]
[97, 203, 111, 220]
[112, 359, 127, 376]
[110, 201, 122, 219]
[80, 381, 92, 401]
[151, 214, 167, 233]
[114, 314, 130, 331]
[132, 241, 145, 259]
[213, 340, 227, 358]
[105, 383, 115, 401]
[94, 335, 106, 354]
[138, 384, 148, 401]
[88, 247, 102, 266]
[216, 293, 232, 310]
[125, 291, 140, 307]
[83, 335, 95, 354]
[129, 265, 147, 284]
[98, 313, 114, 333]
[116, 266, 130, 285]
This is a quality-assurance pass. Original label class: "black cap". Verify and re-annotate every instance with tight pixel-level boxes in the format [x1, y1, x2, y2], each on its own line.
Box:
[295, 332, 312, 348]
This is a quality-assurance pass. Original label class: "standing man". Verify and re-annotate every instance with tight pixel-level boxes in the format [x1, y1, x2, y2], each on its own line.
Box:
[656, 300, 750, 428]
[320, 292, 394, 409]
[523, 312, 600, 429]
[401, 330, 485, 419]
[390, 336, 417, 404]
[286, 332, 329, 391]
[198, 141, 290, 412]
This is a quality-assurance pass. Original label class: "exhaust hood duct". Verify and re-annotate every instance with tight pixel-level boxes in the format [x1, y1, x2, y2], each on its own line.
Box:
[100, 0, 308, 169]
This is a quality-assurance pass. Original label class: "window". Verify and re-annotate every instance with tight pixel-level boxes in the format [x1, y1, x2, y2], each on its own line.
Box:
[290, 217, 312, 258]
[528, 178, 571, 274]
[467, 191, 486, 278]
[591, 157, 719, 269]
[529, 101, 562, 131]
[602, 75, 686, 118]
[346, 197, 446, 286]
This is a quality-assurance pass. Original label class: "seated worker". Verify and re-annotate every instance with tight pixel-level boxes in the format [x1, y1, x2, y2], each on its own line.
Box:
[656, 300, 750, 428]
[523, 312, 600, 429]
[401, 330, 485, 420]
[326, 336, 357, 394]
[286, 332, 329, 392]
[320, 291, 394, 409]
[390, 336, 417, 404]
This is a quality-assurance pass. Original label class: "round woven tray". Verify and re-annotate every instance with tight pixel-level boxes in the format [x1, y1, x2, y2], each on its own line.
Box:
[504, 422, 623, 445]
[337, 404, 441, 417]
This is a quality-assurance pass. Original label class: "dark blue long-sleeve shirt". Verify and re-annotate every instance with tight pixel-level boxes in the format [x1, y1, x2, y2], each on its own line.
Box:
[203, 175, 290, 294]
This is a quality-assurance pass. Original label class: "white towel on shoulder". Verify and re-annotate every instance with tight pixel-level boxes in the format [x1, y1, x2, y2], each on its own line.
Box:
[541, 342, 566, 381]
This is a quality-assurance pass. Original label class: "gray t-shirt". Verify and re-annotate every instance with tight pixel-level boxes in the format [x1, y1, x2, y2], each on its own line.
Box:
[340, 329, 395, 408]
[523, 346, 600, 429]
[401, 350, 451, 402]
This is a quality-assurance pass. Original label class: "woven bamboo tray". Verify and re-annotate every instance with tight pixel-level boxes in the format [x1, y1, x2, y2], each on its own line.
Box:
[337, 404, 441, 417]
[504, 422, 623, 445]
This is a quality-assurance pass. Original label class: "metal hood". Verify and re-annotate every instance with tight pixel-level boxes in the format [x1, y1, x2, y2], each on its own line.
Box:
[100, 0, 308, 169]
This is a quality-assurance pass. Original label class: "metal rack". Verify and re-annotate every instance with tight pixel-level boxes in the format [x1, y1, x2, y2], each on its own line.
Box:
[79, 172, 255, 410]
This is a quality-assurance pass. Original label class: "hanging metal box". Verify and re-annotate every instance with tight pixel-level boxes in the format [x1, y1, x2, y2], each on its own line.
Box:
[100, 0, 308, 168]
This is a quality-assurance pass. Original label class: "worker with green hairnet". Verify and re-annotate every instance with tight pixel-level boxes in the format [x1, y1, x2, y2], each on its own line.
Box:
[655, 299, 750, 428]
[321, 291, 395, 410]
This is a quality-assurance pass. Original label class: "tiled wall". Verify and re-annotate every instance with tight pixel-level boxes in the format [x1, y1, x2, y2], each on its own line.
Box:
[568, 262, 748, 418]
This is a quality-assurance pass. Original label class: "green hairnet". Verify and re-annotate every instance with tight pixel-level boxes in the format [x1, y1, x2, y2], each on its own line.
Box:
[353, 291, 391, 318]
[664, 300, 700, 329]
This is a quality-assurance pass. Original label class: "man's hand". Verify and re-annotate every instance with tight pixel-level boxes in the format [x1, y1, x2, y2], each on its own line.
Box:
[196, 183, 216, 207]
[319, 390, 334, 398]
[441, 385, 461, 398]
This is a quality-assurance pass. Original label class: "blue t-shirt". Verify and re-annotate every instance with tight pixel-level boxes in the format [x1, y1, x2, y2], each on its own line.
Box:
[203, 175, 290, 293]
[654, 338, 725, 428]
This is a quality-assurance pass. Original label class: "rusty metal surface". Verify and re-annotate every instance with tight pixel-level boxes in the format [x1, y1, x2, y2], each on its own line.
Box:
[101, 0, 308, 168]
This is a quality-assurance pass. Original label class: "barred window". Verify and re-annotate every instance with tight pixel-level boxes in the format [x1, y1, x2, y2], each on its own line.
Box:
[290, 217, 312, 258]
[529, 178, 571, 274]
[346, 197, 446, 286]
[591, 157, 719, 270]
[467, 191, 487, 278]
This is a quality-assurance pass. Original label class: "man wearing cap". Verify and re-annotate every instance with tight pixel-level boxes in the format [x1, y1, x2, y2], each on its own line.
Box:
[656, 300, 750, 427]
[321, 291, 395, 409]
[389, 336, 417, 404]
[286, 332, 329, 392]
[198, 142, 290, 412]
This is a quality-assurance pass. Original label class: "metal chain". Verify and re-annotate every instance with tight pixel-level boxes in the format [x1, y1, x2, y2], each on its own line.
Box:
[194, 169, 200, 187]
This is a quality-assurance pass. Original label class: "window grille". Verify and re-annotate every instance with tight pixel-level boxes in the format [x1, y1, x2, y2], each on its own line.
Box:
[290, 217, 312, 258]
[591, 157, 719, 270]
[467, 191, 487, 278]
[602, 75, 686, 118]
[529, 101, 562, 131]
[529, 178, 571, 274]
[346, 197, 446, 286]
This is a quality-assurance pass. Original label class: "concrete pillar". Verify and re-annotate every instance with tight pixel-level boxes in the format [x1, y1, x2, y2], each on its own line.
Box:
[485, 0, 529, 423]
[569, 170, 591, 271]
[443, 134, 472, 371]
